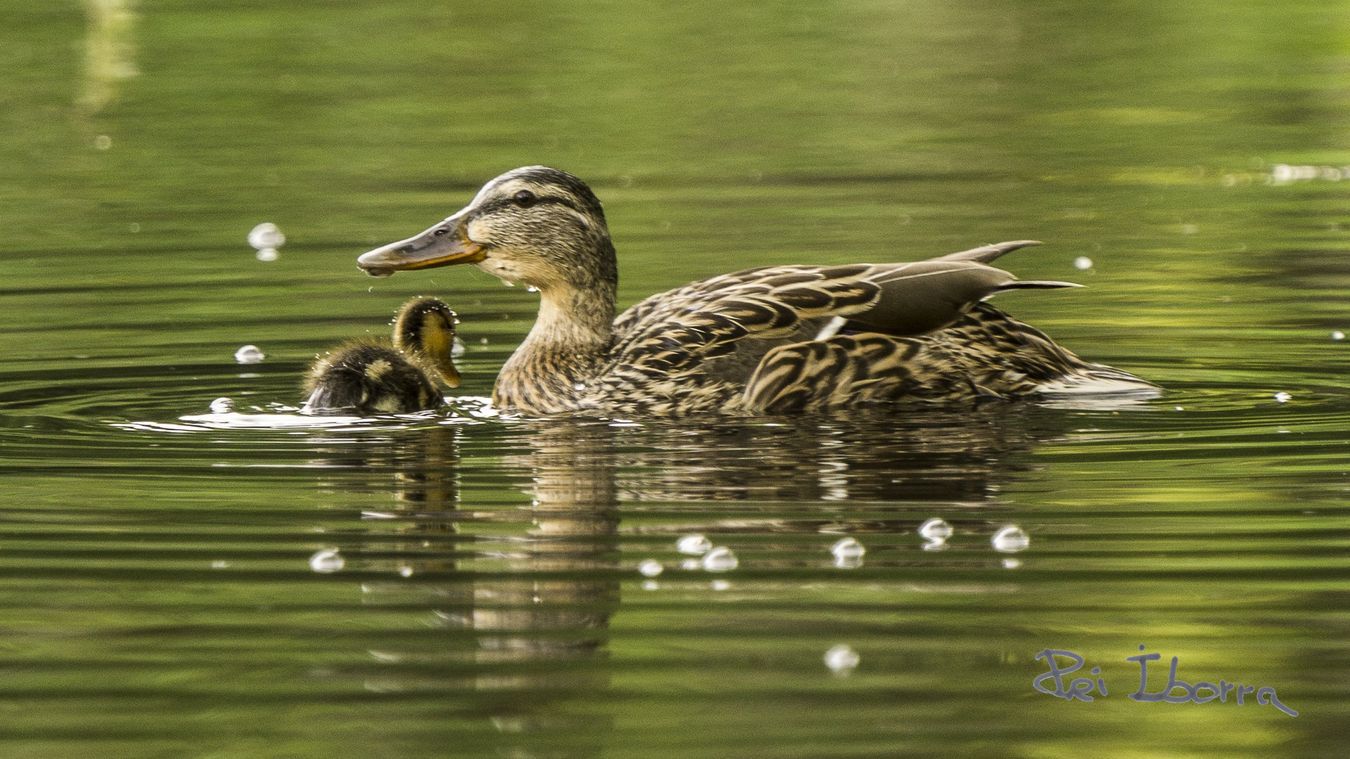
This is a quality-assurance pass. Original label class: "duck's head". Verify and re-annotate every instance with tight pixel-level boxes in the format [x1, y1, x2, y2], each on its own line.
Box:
[393, 297, 461, 388]
[358, 166, 617, 295]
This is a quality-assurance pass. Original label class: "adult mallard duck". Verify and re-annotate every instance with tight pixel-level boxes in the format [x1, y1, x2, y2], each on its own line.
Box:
[302, 297, 461, 415]
[356, 166, 1153, 415]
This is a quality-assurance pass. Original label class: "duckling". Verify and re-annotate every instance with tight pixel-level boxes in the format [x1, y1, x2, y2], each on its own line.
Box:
[302, 297, 460, 415]
[356, 166, 1155, 415]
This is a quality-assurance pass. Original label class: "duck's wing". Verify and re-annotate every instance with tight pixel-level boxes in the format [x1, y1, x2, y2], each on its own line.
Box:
[929, 239, 1041, 264]
[603, 257, 1078, 401]
[610, 240, 1046, 341]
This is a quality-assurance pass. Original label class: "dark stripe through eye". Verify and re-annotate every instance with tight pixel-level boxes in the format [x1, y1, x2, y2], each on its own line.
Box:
[479, 194, 581, 215]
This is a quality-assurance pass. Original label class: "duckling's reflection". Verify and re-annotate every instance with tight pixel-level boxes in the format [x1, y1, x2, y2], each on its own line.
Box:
[320, 406, 1073, 755]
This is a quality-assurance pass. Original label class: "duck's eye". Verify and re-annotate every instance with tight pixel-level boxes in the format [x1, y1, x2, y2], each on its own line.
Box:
[512, 190, 537, 207]
[432, 228, 449, 237]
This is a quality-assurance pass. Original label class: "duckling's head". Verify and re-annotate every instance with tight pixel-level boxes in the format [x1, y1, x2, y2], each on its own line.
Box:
[358, 166, 616, 296]
[393, 297, 461, 388]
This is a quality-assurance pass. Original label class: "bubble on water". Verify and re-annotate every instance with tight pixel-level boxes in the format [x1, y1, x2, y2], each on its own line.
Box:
[255, 248, 279, 262]
[918, 518, 953, 541]
[309, 548, 345, 573]
[234, 344, 265, 364]
[1073, 256, 1093, 271]
[94, 134, 112, 150]
[1273, 391, 1292, 403]
[1002, 558, 1023, 570]
[824, 644, 860, 675]
[710, 579, 731, 591]
[830, 537, 865, 560]
[210, 560, 230, 569]
[398, 565, 414, 578]
[922, 538, 949, 552]
[1332, 330, 1346, 342]
[991, 525, 1030, 553]
[479, 337, 490, 345]
[676, 534, 712, 555]
[701, 546, 738, 572]
[637, 559, 664, 578]
[679, 558, 701, 571]
[248, 222, 286, 250]
[209, 397, 234, 414]
[833, 552, 864, 570]
[641, 580, 660, 591]
[1174, 405, 1185, 412]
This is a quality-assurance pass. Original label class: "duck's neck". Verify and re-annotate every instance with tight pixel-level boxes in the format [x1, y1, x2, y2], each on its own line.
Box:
[495, 283, 616, 413]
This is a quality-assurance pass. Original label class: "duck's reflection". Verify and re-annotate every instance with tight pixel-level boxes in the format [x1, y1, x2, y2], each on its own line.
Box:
[317, 406, 1073, 755]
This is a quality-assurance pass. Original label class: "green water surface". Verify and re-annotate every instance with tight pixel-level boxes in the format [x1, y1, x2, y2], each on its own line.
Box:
[1, 1, 1347, 757]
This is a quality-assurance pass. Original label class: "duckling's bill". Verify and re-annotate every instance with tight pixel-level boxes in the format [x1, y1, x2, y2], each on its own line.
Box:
[358, 214, 485, 277]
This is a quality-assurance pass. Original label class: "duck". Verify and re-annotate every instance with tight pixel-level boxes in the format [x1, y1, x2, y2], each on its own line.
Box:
[356, 166, 1154, 416]
[302, 297, 461, 415]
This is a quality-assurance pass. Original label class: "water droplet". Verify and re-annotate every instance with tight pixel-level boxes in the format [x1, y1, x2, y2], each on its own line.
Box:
[1332, 330, 1345, 342]
[479, 337, 489, 345]
[824, 644, 859, 675]
[921, 538, 949, 552]
[398, 565, 414, 578]
[1273, 391, 1292, 403]
[830, 537, 865, 560]
[309, 548, 345, 573]
[991, 525, 1030, 553]
[701, 546, 738, 572]
[1002, 558, 1023, 570]
[1174, 405, 1185, 411]
[1073, 256, 1093, 270]
[209, 397, 234, 414]
[233, 344, 265, 364]
[637, 559, 664, 578]
[710, 579, 731, 591]
[918, 518, 953, 541]
[679, 559, 701, 571]
[676, 534, 712, 555]
[573, 382, 587, 392]
[248, 222, 286, 250]
[641, 580, 659, 591]
[210, 560, 230, 569]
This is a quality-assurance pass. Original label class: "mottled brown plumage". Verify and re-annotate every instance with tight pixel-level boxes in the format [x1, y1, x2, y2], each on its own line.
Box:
[357, 166, 1153, 416]
[302, 297, 460, 415]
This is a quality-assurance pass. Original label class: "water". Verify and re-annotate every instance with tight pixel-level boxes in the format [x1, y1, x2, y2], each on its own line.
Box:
[2, 1, 1347, 756]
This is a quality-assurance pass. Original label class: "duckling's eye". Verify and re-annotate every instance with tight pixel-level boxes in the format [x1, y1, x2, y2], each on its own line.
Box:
[512, 190, 537, 207]
[432, 228, 449, 237]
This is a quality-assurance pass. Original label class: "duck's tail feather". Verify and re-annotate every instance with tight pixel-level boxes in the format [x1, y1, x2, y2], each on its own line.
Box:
[996, 280, 1083, 292]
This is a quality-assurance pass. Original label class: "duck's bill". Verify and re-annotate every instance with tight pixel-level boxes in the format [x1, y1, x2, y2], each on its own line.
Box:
[357, 218, 486, 277]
